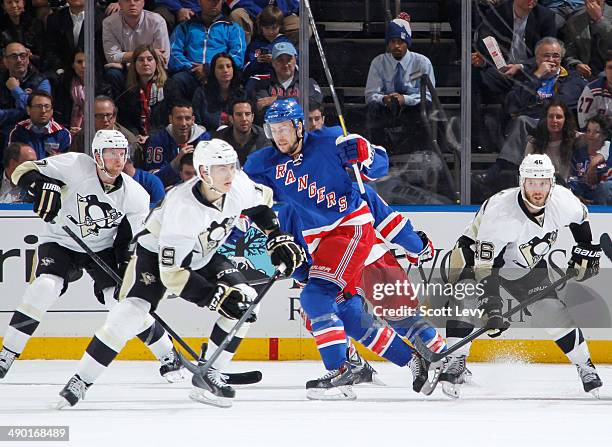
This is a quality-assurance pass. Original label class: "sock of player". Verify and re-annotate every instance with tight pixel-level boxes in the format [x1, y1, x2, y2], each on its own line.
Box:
[2, 274, 63, 355]
[136, 316, 175, 360]
[203, 316, 252, 372]
[442, 319, 474, 357]
[338, 297, 414, 366]
[554, 328, 590, 365]
[300, 279, 348, 371]
[76, 297, 152, 384]
[392, 315, 447, 354]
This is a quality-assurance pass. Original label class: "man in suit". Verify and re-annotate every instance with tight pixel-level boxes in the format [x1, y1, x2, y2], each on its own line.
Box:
[44, 0, 86, 74]
[472, 0, 558, 98]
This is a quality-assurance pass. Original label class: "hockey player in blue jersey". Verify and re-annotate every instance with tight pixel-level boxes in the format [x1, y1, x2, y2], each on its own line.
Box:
[243, 98, 438, 399]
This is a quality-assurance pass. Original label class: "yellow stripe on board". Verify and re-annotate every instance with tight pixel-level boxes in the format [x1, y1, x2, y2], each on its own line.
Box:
[2, 337, 612, 363]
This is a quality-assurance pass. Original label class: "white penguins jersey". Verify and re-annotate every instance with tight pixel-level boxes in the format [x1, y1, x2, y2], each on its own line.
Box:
[138, 170, 271, 294]
[13, 153, 150, 253]
[463, 185, 587, 278]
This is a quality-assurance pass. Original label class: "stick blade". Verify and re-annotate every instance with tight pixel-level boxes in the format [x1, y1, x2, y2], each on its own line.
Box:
[600, 233, 612, 260]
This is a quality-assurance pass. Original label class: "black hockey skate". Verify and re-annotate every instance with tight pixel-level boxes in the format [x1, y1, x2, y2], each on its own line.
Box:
[306, 362, 357, 401]
[408, 353, 441, 395]
[159, 348, 187, 383]
[576, 359, 603, 398]
[0, 348, 17, 379]
[439, 355, 469, 399]
[57, 374, 89, 409]
[198, 342, 262, 385]
[190, 368, 235, 408]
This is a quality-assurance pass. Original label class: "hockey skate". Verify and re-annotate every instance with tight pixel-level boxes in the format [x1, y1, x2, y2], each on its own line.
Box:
[408, 353, 441, 395]
[190, 368, 235, 408]
[159, 348, 187, 383]
[198, 342, 262, 385]
[306, 362, 357, 401]
[57, 375, 89, 409]
[576, 359, 603, 398]
[439, 355, 470, 398]
[0, 348, 16, 379]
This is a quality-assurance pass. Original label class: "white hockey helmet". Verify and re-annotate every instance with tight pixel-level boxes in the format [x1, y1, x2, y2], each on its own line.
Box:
[91, 129, 129, 178]
[193, 139, 239, 190]
[519, 153, 556, 210]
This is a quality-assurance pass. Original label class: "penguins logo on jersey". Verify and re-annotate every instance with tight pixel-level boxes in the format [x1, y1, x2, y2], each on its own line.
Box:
[140, 272, 156, 285]
[67, 194, 123, 237]
[40, 257, 55, 267]
[198, 217, 236, 254]
[515, 231, 558, 268]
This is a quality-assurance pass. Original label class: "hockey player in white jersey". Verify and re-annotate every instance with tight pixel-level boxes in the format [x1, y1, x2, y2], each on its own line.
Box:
[440, 154, 603, 398]
[0, 130, 184, 382]
[57, 139, 305, 408]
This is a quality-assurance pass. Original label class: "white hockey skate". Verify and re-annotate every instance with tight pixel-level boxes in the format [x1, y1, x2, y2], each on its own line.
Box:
[57, 374, 89, 409]
[159, 348, 187, 383]
[0, 348, 16, 379]
[576, 359, 603, 398]
[190, 368, 235, 408]
[439, 355, 470, 399]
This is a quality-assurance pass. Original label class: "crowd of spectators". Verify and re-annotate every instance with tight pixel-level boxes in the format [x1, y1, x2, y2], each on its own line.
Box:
[0, 0, 610, 207]
[0, 0, 303, 204]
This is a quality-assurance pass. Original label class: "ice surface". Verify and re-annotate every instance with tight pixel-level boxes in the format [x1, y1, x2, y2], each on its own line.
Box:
[2, 360, 611, 446]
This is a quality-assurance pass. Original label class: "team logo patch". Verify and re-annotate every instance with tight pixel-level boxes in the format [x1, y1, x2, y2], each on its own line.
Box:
[67, 194, 123, 237]
[516, 231, 558, 268]
[40, 257, 55, 267]
[198, 217, 236, 254]
[140, 272, 156, 285]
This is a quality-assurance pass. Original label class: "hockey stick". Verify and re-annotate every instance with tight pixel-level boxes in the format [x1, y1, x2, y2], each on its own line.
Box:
[303, 0, 365, 194]
[180, 266, 286, 377]
[59, 224, 261, 383]
[413, 270, 577, 363]
[601, 233, 612, 261]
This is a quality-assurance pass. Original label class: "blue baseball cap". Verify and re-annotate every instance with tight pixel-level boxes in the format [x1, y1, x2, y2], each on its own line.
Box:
[272, 42, 297, 60]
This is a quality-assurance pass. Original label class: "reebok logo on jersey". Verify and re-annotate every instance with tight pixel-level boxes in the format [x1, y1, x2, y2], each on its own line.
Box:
[275, 163, 348, 212]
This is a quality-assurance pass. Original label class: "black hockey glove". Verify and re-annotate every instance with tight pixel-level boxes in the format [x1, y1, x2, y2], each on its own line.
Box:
[208, 284, 254, 320]
[567, 243, 601, 282]
[477, 294, 509, 338]
[266, 229, 305, 276]
[32, 179, 62, 223]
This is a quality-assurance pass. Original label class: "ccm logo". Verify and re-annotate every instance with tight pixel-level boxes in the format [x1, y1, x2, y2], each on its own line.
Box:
[573, 248, 601, 257]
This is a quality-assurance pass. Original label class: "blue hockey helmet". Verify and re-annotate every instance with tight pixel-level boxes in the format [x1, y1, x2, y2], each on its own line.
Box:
[263, 98, 304, 139]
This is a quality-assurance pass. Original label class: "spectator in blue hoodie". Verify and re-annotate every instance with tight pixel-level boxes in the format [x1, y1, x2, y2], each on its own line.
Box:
[154, 0, 202, 33]
[167, 0, 246, 103]
[243, 5, 293, 88]
[227, 0, 299, 44]
[139, 100, 211, 187]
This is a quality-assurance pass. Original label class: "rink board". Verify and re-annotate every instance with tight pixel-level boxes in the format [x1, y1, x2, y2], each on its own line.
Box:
[1, 206, 612, 362]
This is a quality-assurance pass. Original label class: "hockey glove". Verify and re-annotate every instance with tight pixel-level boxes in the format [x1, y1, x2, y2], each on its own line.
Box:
[32, 180, 62, 222]
[208, 284, 254, 320]
[567, 243, 601, 282]
[336, 134, 374, 168]
[266, 230, 305, 276]
[478, 294, 509, 338]
[406, 231, 435, 266]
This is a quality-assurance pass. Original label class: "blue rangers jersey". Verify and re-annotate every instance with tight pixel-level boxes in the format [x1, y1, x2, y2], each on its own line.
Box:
[243, 126, 388, 253]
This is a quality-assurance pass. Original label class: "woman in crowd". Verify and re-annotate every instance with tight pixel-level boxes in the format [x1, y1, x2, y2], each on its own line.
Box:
[193, 52, 246, 131]
[569, 115, 612, 204]
[525, 99, 579, 185]
[54, 49, 85, 136]
[117, 44, 169, 140]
